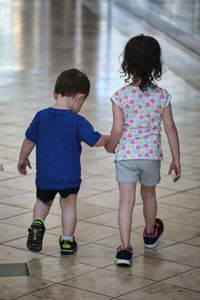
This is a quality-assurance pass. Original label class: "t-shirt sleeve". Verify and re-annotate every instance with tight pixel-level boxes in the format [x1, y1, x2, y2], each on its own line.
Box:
[110, 90, 122, 108]
[79, 117, 101, 147]
[164, 90, 171, 108]
[25, 112, 39, 143]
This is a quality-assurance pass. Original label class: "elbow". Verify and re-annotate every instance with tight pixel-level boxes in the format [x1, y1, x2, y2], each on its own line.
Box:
[165, 122, 177, 134]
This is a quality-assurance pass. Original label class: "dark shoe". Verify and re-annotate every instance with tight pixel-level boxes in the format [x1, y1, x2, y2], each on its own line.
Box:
[27, 219, 45, 252]
[143, 218, 164, 249]
[115, 246, 133, 266]
[59, 236, 77, 255]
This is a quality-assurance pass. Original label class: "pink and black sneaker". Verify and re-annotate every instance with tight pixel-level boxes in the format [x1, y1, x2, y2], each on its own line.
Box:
[143, 218, 164, 249]
[115, 246, 133, 266]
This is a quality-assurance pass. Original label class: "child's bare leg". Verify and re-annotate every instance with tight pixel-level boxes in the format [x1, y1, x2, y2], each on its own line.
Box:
[140, 185, 157, 233]
[118, 182, 136, 248]
[60, 194, 78, 236]
[33, 198, 53, 221]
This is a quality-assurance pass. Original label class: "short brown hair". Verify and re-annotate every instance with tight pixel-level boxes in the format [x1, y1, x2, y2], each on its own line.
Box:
[54, 68, 90, 97]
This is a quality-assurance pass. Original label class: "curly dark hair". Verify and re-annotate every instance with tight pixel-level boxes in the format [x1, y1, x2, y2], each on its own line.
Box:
[121, 34, 162, 91]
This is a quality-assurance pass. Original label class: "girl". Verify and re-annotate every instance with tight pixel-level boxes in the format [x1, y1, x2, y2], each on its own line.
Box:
[106, 34, 181, 266]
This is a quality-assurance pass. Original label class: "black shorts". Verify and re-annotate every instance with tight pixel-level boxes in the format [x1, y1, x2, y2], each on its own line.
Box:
[37, 186, 80, 202]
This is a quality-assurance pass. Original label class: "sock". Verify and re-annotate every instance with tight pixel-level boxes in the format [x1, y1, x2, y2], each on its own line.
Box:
[33, 218, 45, 225]
[62, 234, 73, 242]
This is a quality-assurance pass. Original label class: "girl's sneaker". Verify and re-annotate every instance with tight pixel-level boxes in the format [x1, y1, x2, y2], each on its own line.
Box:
[143, 218, 164, 249]
[27, 219, 45, 252]
[59, 236, 77, 254]
[115, 246, 133, 266]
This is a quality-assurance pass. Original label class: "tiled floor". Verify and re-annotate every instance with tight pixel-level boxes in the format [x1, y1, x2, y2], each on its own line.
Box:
[0, 0, 200, 299]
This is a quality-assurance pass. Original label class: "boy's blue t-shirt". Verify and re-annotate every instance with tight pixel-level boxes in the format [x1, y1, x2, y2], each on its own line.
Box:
[25, 107, 101, 190]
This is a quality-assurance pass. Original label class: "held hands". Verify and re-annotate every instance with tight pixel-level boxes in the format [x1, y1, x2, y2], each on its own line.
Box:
[17, 159, 32, 175]
[105, 143, 115, 153]
[168, 161, 181, 183]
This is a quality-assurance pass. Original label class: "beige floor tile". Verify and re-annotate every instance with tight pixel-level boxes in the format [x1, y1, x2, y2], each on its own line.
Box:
[81, 159, 115, 176]
[86, 205, 145, 229]
[64, 268, 153, 297]
[120, 282, 200, 300]
[164, 268, 200, 292]
[182, 168, 200, 181]
[0, 244, 44, 263]
[158, 192, 200, 209]
[183, 236, 200, 247]
[78, 186, 102, 199]
[0, 192, 35, 210]
[0, 203, 29, 220]
[0, 175, 35, 192]
[51, 201, 112, 220]
[0, 186, 24, 199]
[79, 190, 120, 209]
[48, 220, 118, 243]
[156, 186, 178, 198]
[2, 212, 61, 229]
[17, 284, 110, 300]
[179, 154, 200, 168]
[158, 177, 200, 192]
[55, 243, 115, 268]
[168, 211, 200, 227]
[156, 203, 192, 220]
[0, 276, 52, 300]
[28, 256, 97, 283]
[0, 223, 26, 243]
[107, 255, 192, 281]
[0, 172, 19, 181]
[148, 243, 200, 267]
[188, 187, 200, 195]
[81, 175, 118, 192]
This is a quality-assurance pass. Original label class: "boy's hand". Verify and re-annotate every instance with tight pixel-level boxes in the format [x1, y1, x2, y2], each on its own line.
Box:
[17, 159, 32, 175]
[168, 161, 181, 183]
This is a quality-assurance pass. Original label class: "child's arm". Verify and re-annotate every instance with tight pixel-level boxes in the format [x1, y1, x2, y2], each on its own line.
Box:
[162, 103, 181, 182]
[106, 101, 124, 153]
[95, 135, 110, 147]
[17, 138, 35, 175]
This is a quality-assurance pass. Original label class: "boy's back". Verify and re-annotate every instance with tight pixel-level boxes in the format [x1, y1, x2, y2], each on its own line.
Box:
[26, 107, 101, 190]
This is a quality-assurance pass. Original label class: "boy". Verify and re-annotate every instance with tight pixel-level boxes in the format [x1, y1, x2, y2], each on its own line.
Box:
[17, 68, 109, 254]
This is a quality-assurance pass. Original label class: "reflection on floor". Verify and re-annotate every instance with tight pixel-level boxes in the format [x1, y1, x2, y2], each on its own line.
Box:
[0, 0, 199, 299]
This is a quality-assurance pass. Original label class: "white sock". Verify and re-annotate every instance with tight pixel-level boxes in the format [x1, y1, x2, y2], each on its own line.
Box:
[62, 234, 73, 242]
[33, 218, 45, 225]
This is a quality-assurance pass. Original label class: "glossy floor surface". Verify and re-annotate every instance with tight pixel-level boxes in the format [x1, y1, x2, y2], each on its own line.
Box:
[0, 0, 200, 299]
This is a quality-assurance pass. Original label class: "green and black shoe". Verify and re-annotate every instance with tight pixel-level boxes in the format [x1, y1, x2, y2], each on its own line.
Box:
[59, 236, 77, 255]
[27, 219, 45, 252]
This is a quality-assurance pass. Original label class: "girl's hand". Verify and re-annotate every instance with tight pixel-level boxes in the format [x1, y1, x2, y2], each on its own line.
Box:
[17, 159, 32, 175]
[105, 144, 115, 153]
[168, 161, 181, 182]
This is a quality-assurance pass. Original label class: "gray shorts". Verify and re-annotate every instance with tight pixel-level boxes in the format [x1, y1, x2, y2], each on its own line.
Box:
[116, 159, 161, 186]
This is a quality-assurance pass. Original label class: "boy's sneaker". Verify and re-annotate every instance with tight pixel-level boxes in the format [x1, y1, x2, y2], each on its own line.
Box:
[59, 236, 77, 255]
[115, 246, 133, 266]
[143, 218, 164, 249]
[27, 219, 45, 252]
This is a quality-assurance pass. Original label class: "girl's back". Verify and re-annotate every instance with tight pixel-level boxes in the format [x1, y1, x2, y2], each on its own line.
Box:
[111, 85, 170, 161]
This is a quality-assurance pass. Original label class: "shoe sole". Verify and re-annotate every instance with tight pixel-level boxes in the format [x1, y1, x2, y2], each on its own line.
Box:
[27, 228, 44, 252]
[60, 248, 77, 255]
[144, 240, 158, 249]
[115, 258, 132, 266]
